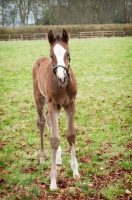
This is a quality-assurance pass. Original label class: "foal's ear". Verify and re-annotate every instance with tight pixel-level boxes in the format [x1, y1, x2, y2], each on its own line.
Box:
[62, 29, 69, 43]
[48, 30, 56, 44]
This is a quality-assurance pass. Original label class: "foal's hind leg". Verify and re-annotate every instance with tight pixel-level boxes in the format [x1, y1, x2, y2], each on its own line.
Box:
[65, 100, 80, 180]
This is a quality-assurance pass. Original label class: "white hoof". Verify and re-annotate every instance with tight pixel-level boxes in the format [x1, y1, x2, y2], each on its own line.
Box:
[40, 156, 45, 164]
[73, 173, 80, 181]
[56, 158, 62, 165]
[50, 180, 57, 190]
[39, 150, 45, 164]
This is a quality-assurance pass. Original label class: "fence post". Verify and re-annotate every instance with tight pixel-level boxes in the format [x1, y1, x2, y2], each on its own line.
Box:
[45, 33, 48, 40]
[80, 32, 81, 39]
[123, 31, 125, 37]
[21, 35, 23, 40]
[9, 35, 10, 40]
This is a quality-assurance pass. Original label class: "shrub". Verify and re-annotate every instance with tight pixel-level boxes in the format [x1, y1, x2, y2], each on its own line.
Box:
[0, 24, 132, 35]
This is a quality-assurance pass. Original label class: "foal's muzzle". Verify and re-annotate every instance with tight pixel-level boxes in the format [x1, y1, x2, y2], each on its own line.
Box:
[53, 65, 70, 84]
[57, 73, 68, 84]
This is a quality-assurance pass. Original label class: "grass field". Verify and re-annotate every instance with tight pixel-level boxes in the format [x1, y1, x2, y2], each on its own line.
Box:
[0, 37, 132, 199]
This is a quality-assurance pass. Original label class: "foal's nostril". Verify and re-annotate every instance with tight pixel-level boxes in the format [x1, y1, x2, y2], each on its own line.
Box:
[57, 76, 65, 84]
[57, 77, 62, 83]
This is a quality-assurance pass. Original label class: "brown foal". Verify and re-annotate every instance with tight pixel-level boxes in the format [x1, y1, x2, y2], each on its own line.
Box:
[33, 29, 80, 190]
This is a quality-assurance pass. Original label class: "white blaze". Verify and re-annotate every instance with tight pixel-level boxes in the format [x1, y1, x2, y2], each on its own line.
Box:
[53, 44, 66, 80]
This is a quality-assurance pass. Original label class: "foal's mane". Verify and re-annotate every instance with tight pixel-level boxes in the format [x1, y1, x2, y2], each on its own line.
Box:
[55, 34, 61, 42]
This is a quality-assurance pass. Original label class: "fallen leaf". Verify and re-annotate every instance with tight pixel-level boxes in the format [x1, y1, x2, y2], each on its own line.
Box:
[76, 187, 81, 192]
[1, 170, 9, 174]
[21, 110, 27, 114]
[88, 183, 94, 188]
[69, 187, 76, 194]
[0, 142, 8, 150]
[80, 154, 92, 163]
[0, 178, 6, 185]
[125, 189, 131, 194]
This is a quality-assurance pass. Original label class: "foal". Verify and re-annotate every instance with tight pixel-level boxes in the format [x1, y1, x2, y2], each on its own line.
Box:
[33, 29, 80, 190]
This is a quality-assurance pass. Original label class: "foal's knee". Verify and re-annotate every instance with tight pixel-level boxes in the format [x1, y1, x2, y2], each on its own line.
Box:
[37, 116, 45, 125]
[37, 116, 45, 131]
[50, 136, 60, 149]
[66, 134, 76, 146]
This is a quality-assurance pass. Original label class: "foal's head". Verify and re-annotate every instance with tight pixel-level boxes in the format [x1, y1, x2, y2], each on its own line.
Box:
[48, 29, 71, 87]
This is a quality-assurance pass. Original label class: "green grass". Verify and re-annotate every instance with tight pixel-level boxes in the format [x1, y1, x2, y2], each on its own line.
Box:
[0, 38, 132, 199]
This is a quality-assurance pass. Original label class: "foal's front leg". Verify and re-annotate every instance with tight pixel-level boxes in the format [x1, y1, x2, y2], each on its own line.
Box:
[48, 102, 60, 190]
[65, 100, 80, 180]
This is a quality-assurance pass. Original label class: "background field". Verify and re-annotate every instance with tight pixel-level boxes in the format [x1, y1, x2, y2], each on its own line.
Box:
[0, 38, 132, 199]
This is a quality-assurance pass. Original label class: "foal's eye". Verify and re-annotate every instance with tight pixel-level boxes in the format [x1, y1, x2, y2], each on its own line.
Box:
[67, 53, 70, 57]
[67, 53, 71, 61]
[50, 55, 53, 59]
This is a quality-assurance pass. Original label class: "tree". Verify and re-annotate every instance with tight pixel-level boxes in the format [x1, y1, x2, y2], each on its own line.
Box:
[0, 0, 10, 26]
[0, 0, 132, 26]
[122, 0, 132, 23]
[8, 0, 18, 27]
[16, 0, 32, 26]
